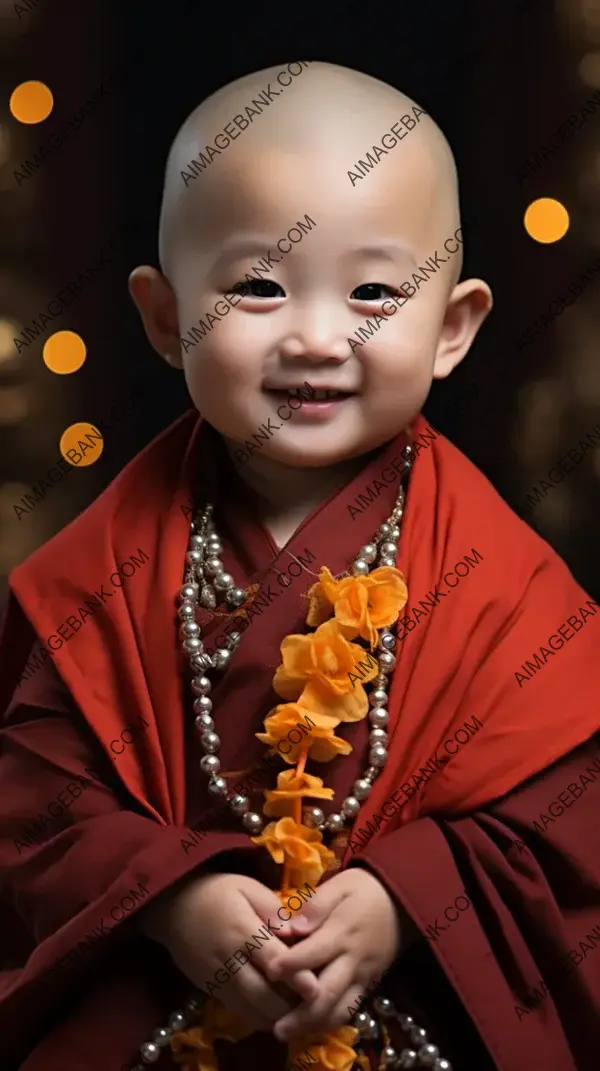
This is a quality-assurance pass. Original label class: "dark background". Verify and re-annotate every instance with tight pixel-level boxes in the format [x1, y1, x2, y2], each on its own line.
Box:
[1, 0, 599, 604]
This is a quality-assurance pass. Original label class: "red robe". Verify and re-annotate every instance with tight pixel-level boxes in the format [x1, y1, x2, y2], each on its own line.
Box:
[1, 412, 600, 1070]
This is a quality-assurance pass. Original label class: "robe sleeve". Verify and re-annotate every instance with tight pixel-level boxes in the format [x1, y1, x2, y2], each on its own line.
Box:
[0, 656, 259, 1065]
[349, 732, 600, 1071]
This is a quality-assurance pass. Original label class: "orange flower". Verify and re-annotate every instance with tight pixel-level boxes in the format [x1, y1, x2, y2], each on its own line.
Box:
[307, 565, 408, 646]
[252, 817, 336, 886]
[170, 1027, 218, 1071]
[255, 703, 315, 765]
[264, 769, 334, 817]
[305, 574, 336, 627]
[298, 675, 373, 724]
[257, 705, 353, 764]
[288, 1026, 359, 1071]
[273, 619, 376, 706]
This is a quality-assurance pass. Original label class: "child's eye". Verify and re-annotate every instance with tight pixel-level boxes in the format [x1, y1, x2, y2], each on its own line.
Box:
[352, 283, 406, 301]
[231, 280, 285, 299]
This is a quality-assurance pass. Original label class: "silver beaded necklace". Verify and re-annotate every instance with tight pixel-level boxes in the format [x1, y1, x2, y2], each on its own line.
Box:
[177, 455, 409, 839]
[127, 442, 454, 1070]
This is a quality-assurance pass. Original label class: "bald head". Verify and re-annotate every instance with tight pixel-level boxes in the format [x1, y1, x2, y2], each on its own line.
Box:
[158, 61, 462, 282]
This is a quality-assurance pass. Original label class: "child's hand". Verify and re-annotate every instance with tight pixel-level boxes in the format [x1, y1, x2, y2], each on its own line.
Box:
[266, 869, 411, 1041]
[141, 871, 318, 1033]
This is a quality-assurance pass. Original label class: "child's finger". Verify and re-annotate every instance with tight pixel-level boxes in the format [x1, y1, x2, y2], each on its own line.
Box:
[286, 967, 320, 1001]
[267, 922, 344, 979]
[223, 963, 296, 1028]
[273, 954, 354, 1042]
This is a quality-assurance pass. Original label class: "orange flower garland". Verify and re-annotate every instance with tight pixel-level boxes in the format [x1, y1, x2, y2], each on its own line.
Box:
[170, 564, 408, 1071]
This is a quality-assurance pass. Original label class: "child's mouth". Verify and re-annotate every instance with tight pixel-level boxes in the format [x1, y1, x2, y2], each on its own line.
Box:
[265, 387, 356, 417]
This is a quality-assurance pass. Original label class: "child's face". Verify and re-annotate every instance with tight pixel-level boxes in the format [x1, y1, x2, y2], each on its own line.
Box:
[132, 110, 491, 470]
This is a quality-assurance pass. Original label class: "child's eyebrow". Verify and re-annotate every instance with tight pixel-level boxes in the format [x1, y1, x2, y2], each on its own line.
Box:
[347, 243, 417, 268]
[211, 239, 280, 268]
[211, 239, 418, 270]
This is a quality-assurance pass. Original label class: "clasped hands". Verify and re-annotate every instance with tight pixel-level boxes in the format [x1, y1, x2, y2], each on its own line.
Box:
[154, 868, 405, 1042]
[266, 868, 403, 1042]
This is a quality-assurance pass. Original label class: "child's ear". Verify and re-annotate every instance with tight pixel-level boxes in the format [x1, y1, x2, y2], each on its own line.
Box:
[433, 277, 493, 380]
[128, 266, 183, 369]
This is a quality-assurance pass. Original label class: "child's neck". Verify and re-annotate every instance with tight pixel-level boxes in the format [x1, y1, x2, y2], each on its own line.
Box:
[235, 451, 375, 550]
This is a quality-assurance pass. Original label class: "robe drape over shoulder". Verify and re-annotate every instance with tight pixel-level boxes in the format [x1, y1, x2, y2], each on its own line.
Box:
[1, 411, 600, 1071]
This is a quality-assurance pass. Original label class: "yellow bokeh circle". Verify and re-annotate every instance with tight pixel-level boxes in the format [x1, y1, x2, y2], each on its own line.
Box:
[10, 81, 54, 124]
[60, 422, 104, 467]
[43, 331, 87, 374]
[524, 198, 570, 244]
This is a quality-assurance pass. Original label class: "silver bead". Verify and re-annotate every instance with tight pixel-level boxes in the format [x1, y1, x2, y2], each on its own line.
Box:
[397, 1014, 414, 1031]
[353, 778, 371, 800]
[369, 744, 388, 767]
[183, 996, 202, 1015]
[383, 1046, 396, 1067]
[208, 776, 228, 795]
[195, 712, 214, 733]
[369, 707, 388, 727]
[229, 794, 249, 814]
[180, 621, 200, 638]
[152, 1027, 171, 1047]
[242, 811, 263, 833]
[182, 637, 202, 653]
[140, 1041, 161, 1063]
[374, 996, 394, 1017]
[214, 648, 232, 670]
[200, 583, 216, 609]
[180, 583, 199, 601]
[359, 543, 377, 563]
[380, 631, 396, 650]
[389, 525, 401, 540]
[373, 673, 388, 689]
[381, 541, 398, 558]
[303, 806, 325, 828]
[190, 534, 205, 549]
[227, 588, 246, 607]
[371, 688, 388, 707]
[206, 539, 222, 555]
[191, 676, 211, 696]
[354, 1011, 372, 1034]
[417, 1044, 440, 1067]
[341, 796, 361, 817]
[192, 653, 214, 672]
[205, 558, 223, 576]
[366, 1017, 378, 1039]
[352, 559, 370, 576]
[364, 765, 379, 781]
[433, 1060, 452, 1071]
[178, 602, 195, 620]
[397, 1051, 418, 1070]
[214, 572, 233, 591]
[408, 1025, 428, 1047]
[193, 697, 213, 717]
[326, 812, 344, 833]
[167, 1011, 187, 1032]
[186, 550, 202, 565]
[369, 728, 388, 745]
[380, 556, 396, 567]
[226, 631, 241, 647]
[379, 523, 392, 538]
[200, 754, 220, 775]
[200, 731, 220, 753]
[379, 650, 396, 673]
